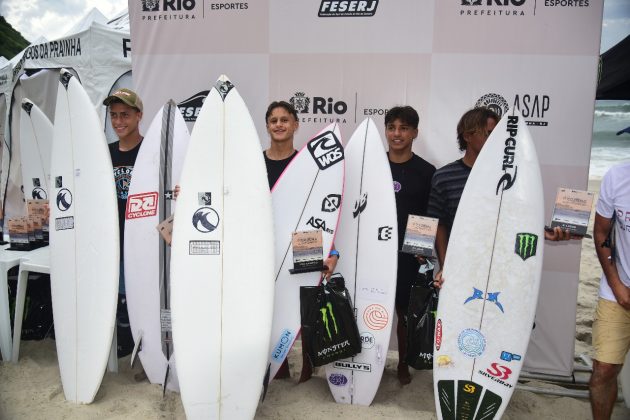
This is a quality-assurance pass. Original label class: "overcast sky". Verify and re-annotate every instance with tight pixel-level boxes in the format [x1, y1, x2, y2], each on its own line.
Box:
[1, 0, 628, 53]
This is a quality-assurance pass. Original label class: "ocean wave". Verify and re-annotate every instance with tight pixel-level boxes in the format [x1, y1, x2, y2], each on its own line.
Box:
[594, 110, 630, 119]
[589, 146, 630, 178]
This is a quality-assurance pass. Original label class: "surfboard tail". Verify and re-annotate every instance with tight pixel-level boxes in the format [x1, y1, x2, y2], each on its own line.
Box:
[130, 332, 142, 368]
[261, 363, 271, 402]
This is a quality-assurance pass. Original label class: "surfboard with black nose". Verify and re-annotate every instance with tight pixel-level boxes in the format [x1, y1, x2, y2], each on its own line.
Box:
[433, 110, 544, 419]
[124, 100, 190, 393]
[49, 69, 119, 404]
[170, 75, 274, 419]
[19, 98, 52, 202]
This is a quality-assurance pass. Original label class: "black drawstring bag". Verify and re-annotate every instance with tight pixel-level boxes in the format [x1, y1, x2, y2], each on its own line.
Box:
[300, 274, 361, 367]
[406, 282, 438, 370]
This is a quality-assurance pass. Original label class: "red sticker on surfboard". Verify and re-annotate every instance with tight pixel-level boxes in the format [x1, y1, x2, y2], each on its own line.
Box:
[436, 319, 443, 351]
[126, 192, 158, 219]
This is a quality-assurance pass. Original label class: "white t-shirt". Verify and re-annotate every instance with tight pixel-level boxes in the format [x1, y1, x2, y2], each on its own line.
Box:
[597, 162, 630, 301]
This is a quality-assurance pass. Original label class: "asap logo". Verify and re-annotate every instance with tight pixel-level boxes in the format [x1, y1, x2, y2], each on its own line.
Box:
[308, 131, 344, 170]
[126, 192, 158, 219]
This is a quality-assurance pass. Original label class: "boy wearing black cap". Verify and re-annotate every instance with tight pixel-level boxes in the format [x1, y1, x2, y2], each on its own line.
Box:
[103, 88, 144, 357]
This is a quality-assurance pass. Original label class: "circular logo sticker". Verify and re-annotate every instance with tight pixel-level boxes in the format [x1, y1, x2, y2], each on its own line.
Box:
[32, 187, 47, 200]
[393, 181, 401, 193]
[475, 93, 509, 118]
[363, 304, 388, 330]
[56, 188, 73, 211]
[360, 332, 375, 349]
[328, 373, 348, 387]
[458, 328, 486, 358]
[192, 207, 220, 233]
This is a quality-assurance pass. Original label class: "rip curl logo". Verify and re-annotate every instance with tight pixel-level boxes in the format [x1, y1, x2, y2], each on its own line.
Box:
[320, 302, 339, 340]
[290, 92, 310, 113]
[192, 207, 220, 233]
[496, 116, 519, 195]
[307, 131, 344, 170]
[56, 188, 73, 211]
[515, 233, 537, 261]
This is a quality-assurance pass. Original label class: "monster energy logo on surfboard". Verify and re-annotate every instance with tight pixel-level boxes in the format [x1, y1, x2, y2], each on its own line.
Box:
[321, 302, 339, 340]
[515, 233, 537, 261]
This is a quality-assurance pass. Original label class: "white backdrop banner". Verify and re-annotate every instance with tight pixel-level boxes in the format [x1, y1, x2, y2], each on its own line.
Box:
[129, 0, 604, 376]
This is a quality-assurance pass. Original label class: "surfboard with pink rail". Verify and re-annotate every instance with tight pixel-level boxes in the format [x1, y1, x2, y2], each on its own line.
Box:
[266, 122, 345, 381]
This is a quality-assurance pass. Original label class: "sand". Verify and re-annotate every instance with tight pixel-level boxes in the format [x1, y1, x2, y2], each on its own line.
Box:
[1, 177, 629, 419]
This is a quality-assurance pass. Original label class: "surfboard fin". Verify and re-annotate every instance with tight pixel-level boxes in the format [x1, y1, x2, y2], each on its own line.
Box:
[162, 364, 170, 398]
[130, 332, 143, 367]
[261, 363, 271, 402]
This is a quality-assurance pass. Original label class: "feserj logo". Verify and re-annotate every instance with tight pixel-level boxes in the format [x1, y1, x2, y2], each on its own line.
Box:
[318, 0, 379, 17]
[178, 91, 209, 122]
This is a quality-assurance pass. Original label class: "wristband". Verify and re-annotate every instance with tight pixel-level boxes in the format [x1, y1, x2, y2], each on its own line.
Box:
[329, 249, 340, 259]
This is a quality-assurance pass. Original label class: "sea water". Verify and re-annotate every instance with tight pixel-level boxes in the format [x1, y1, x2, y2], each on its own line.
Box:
[590, 100, 630, 179]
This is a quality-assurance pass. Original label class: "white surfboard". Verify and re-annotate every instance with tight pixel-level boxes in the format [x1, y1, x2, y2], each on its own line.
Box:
[49, 69, 119, 404]
[19, 98, 52, 201]
[170, 75, 274, 419]
[433, 110, 544, 420]
[266, 123, 345, 381]
[323, 118, 397, 406]
[124, 100, 189, 392]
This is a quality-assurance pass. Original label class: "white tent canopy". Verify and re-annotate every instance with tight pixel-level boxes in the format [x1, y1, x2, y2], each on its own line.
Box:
[2, 8, 132, 224]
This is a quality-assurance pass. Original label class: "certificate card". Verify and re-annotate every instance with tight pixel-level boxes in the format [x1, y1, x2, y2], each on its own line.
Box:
[290, 229, 324, 274]
[550, 188, 594, 236]
[401, 215, 438, 257]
